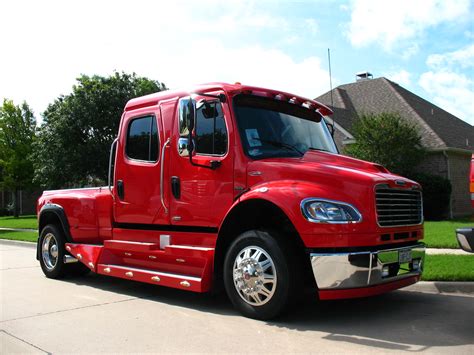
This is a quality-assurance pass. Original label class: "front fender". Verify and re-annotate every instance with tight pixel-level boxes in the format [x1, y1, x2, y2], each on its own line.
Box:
[224, 180, 375, 247]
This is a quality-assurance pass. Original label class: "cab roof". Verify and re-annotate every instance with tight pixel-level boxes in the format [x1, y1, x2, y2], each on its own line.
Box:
[124, 82, 333, 116]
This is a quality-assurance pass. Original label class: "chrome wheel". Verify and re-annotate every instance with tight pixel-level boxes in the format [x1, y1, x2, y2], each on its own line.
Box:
[232, 245, 277, 306]
[42, 233, 59, 270]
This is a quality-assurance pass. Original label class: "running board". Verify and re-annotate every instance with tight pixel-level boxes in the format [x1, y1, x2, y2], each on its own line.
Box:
[97, 264, 204, 292]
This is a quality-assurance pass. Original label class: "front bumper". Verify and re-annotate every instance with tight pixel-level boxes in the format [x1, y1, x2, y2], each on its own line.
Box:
[310, 243, 425, 298]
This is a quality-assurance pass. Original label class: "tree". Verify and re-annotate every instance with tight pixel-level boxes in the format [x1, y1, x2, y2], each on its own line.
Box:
[34, 72, 166, 188]
[344, 112, 425, 176]
[0, 100, 37, 217]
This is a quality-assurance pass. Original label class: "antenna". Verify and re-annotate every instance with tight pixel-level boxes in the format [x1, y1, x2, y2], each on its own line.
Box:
[327, 48, 335, 134]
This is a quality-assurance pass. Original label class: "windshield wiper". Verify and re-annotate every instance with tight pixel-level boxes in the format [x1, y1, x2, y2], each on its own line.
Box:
[308, 147, 330, 153]
[255, 138, 304, 156]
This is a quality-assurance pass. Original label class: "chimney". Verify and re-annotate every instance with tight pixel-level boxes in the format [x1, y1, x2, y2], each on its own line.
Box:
[356, 71, 373, 82]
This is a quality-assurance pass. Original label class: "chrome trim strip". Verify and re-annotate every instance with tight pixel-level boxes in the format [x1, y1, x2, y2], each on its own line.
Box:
[310, 243, 425, 290]
[160, 137, 171, 213]
[300, 197, 362, 224]
[101, 264, 202, 282]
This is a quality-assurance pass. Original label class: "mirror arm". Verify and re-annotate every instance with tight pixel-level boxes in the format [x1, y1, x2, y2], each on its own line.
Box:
[188, 148, 221, 170]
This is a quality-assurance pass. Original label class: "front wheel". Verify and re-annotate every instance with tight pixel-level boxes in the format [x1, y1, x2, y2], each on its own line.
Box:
[223, 230, 293, 320]
[38, 224, 90, 278]
[39, 224, 68, 278]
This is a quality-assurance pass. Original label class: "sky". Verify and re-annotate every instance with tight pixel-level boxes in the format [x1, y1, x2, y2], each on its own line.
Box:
[0, 0, 473, 125]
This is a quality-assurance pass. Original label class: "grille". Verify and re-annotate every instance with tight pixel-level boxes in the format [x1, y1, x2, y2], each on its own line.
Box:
[375, 186, 422, 227]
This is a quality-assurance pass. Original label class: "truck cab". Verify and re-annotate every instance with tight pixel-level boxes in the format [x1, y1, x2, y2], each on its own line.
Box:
[37, 83, 425, 320]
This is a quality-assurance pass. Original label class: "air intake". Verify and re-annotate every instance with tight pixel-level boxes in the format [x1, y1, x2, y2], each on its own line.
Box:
[375, 185, 423, 227]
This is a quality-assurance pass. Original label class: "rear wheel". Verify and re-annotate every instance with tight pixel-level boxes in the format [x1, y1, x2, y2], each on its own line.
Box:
[223, 229, 293, 320]
[39, 224, 89, 278]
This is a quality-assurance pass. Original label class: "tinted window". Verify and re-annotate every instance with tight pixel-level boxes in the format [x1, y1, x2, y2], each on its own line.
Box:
[195, 102, 227, 155]
[126, 116, 159, 161]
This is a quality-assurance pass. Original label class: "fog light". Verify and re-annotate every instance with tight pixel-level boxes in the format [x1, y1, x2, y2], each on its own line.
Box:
[412, 259, 420, 271]
[382, 265, 390, 278]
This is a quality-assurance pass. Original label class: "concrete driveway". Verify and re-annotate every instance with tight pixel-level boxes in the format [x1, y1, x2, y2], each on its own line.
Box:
[1, 240, 473, 354]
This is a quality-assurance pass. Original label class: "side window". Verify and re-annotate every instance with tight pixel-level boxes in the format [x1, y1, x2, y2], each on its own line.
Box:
[126, 115, 159, 162]
[195, 102, 228, 155]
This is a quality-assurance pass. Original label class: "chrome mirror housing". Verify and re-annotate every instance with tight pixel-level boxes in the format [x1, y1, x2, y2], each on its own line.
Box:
[456, 228, 474, 253]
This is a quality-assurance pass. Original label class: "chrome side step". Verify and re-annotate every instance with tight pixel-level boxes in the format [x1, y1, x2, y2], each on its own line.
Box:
[97, 264, 205, 292]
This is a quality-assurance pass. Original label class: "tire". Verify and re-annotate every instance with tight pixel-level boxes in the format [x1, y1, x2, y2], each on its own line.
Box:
[39, 224, 68, 279]
[223, 229, 293, 320]
[38, 224, 90, 278]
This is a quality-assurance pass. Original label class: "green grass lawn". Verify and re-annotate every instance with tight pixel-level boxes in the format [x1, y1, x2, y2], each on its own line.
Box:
[422, 254, 474, 281]
[0, 215, 37, 229]
[423, 218, 473, 249]
[0, 229, 37, 242]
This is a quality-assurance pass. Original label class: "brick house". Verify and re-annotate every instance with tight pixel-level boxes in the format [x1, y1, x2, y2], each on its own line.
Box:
[316, 74, 474, 218]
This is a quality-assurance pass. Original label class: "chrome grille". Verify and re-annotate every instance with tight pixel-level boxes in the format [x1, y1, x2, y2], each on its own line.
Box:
[375, 186, 422, 227]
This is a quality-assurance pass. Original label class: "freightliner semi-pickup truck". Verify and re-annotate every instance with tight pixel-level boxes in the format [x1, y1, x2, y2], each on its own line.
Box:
[37, 82, 425, 320]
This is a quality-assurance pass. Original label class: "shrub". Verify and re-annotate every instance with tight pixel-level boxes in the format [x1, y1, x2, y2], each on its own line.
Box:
[344, 112, 425, 176]
[409, 173, 452, 220]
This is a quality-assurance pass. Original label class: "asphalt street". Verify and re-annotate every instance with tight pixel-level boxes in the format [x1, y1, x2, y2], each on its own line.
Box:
[1, 240, 473, 354]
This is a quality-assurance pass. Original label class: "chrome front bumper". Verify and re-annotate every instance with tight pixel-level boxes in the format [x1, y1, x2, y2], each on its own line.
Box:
[310, 243, 425, 290]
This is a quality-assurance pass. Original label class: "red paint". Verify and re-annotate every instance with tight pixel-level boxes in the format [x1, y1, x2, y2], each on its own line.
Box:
[38, 82, 424, 299]
[318, 275, 420, 300]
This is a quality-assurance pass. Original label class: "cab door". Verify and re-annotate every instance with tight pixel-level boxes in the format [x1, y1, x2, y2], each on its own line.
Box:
[168, 93, 234, 227]
[113, 107, 169, 225]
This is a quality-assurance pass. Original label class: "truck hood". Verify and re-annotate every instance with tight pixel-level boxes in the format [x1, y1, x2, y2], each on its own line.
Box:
[246, 150, 419, 191]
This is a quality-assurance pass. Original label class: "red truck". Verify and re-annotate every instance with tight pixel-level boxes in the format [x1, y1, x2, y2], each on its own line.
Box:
[37, 83, 425, 320]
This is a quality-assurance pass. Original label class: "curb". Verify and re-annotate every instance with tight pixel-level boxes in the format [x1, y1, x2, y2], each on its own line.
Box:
[403, 281, 474, 295]
[0, 239, 36, 248]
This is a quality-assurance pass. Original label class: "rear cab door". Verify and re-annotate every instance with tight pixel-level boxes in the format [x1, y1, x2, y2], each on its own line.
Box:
[113, 106, 169, 225]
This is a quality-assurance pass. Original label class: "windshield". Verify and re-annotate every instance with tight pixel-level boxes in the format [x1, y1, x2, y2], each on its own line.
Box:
[233, 94, 338, 159]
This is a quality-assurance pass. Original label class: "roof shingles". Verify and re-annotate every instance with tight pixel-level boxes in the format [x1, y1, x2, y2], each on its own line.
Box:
[316, 77, 474, 151]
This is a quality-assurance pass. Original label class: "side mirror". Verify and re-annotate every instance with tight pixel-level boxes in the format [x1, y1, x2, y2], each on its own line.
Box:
[187, 98, 195, 133]
[186, 98, 195, 154]
[456, 228, 474, 253]
[178, 97, 196, 154]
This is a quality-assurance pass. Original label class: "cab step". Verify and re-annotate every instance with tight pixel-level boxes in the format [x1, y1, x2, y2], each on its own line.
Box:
[104, 239, 161, 252]
[97, 264, 204, 292]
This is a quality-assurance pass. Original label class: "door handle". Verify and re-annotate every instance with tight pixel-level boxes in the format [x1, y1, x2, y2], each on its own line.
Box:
[117, 180, 124, 200]
[171, 176, 180, 199]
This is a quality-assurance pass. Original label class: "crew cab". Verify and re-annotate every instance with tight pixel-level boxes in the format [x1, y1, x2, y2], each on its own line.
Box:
[37, 83, 425, 319]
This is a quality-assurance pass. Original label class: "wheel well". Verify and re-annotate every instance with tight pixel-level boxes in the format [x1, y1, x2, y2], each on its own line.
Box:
[38, 209, 71, 242]
[214, 199, 315, 292]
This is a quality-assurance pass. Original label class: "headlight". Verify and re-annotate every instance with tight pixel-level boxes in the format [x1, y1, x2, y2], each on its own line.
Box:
[301, 198, 362, 224]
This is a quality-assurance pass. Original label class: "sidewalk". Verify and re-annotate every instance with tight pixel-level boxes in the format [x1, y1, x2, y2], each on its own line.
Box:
[426, 248, 471, 255]
[0, 227, 37, 232]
